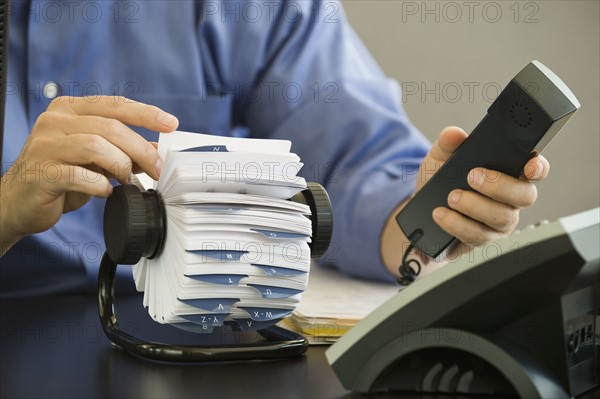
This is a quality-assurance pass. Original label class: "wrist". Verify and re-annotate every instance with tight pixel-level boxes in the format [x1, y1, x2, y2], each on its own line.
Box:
[380, 197, 412, 278]
[380, 194, 442, 281]
[0, 184, 24, 255]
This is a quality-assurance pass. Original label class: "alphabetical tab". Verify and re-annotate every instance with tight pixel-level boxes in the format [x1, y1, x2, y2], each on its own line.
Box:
[248, 284, 302, 299]
[187, 250, 248, 262]
[179, 313, 229, 328]
[180, 145, 229, 152]
[178, 297, 239, 312]
[172, 322, 216, 334]
[238, 307, 293, 321]
[231, 318, 284, 332]
[253, 264, 307, 276]
[251, 229, 309, 239]
[188, 274, 247, 285]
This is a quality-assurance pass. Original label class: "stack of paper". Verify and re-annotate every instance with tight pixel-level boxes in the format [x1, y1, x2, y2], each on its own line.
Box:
[132, 131, 312, 333]
[278, 265, 399, 344]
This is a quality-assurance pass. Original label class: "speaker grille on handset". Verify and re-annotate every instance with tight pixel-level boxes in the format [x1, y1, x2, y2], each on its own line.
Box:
[509, 103, 533, 127]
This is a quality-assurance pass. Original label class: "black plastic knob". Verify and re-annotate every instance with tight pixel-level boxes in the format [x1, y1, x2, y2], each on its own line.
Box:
[104, 183, 331, 264]
[292, 182, 333, 258]
[103, 185, 166, 265]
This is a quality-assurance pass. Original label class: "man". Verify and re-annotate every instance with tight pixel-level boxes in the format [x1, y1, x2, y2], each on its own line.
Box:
[0, 1, 547, 295]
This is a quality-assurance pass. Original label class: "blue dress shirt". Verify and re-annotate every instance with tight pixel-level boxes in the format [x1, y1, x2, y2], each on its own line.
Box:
[1, 0, 430, 296]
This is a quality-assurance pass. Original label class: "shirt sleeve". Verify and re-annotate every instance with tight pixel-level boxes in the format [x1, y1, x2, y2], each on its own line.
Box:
[228, 1, 431, 282]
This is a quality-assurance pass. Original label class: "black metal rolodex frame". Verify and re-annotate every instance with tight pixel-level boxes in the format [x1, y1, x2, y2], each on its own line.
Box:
[98, 183, 332, 362]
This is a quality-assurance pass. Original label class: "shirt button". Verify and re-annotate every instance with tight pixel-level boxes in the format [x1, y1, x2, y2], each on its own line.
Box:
[43, 82, 59, 99]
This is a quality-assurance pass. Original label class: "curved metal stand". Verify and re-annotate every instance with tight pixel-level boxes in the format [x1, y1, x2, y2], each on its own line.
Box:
[98, 252, 308, 362]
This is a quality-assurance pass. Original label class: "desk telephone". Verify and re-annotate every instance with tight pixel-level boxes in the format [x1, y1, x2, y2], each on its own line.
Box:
[327, 208, 599, 397]
[327, 61, 599, 398]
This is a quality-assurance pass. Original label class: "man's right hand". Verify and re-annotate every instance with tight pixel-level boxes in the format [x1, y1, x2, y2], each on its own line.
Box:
[0, 96, 179, 255]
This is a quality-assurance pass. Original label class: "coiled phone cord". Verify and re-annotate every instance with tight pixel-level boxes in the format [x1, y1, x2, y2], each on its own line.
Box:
[397, 243, 422, 286]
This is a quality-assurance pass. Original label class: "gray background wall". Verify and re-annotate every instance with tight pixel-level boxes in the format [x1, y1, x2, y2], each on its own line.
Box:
[342, 0, 600, 227]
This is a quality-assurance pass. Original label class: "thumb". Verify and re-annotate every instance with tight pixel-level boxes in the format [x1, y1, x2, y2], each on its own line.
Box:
[417, 126, 468, 191]
[428, 126, 468, 163]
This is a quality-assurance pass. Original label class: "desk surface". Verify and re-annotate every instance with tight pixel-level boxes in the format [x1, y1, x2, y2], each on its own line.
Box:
[1, 294, 599, 399]
[0, 293, 368, 399]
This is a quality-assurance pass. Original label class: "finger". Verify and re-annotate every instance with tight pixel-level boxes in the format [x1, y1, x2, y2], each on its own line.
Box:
[54, 113, 162, 180]
[48, 96, 179, 133]
[45, 165, 113, 198]
[133, 142, 160, 173]
[63, 191, 92, 213]
[468, 167, 538, 208]
[88, 162, 135, 186]
[417, 127, 469, 191]
[427, 126, 468, 163]
[522, 155, 550, 181]
[57, 134, 133, 184]
[447, 189, 518, 233]
[432, 206, 504, 247]
[446, 242, 475, 263]
[134, 143, 159, 175]
[131, 164, 143, 175]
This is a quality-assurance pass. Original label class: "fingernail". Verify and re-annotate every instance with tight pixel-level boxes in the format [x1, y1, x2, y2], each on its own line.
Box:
[433, 208, 445, 219]
[449, 191, 461, 204]
[532, 160, 544, 180]
[471, 169, 484, 186]
[155, 158, 163, 178]
[157, 112, 178, 127]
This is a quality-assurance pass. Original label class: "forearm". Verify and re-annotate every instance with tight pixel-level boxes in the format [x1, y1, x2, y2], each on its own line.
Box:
[235, 0, 431, 280]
